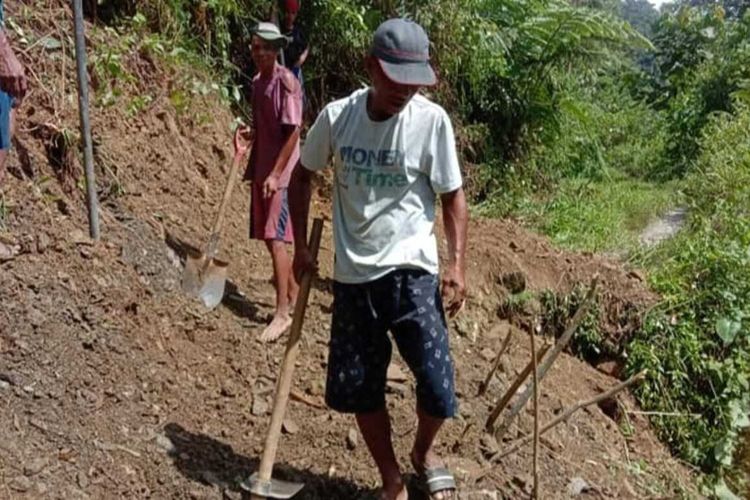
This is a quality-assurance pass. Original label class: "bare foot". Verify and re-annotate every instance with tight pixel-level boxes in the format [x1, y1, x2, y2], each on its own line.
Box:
[410, 450, 455, 500]
[260, 314, 292, 342]
[379, 476, 408, 500]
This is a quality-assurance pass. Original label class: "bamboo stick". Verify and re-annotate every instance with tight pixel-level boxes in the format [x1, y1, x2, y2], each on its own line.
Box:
[495, 278, 599, 440]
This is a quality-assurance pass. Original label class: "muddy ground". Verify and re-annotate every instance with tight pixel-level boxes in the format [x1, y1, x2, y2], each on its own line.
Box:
[0, 2, 700, 499]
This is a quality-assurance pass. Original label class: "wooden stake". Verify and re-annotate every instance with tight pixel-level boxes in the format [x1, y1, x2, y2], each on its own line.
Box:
[477, 323, 514, 397]
[485, 343, 551, 431]
[531, 324, 540, 499]
[490, 370, 648, 462]
[495, 278, 599, 440]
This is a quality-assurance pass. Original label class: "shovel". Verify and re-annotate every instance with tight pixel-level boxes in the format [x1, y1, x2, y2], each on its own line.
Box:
[182, 128, 250, 309]
[241, 218, 324, 499]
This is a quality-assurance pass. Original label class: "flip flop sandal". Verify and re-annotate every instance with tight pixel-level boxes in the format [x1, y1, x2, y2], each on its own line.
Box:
[414, 467, 457, 499]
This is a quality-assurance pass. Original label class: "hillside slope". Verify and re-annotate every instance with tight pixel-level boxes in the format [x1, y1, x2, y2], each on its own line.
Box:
[0, 2, 698, 498]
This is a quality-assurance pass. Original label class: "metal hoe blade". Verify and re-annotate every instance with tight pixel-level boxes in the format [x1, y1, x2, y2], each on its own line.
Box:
[240, 472, 304, 499]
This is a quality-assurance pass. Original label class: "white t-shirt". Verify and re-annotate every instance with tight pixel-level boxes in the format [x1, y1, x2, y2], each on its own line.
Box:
[301, 88, 462, 284]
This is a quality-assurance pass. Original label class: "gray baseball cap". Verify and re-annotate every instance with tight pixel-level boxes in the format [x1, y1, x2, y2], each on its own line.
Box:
[251, 22, 290, 48]
[370, 18, 436, 86]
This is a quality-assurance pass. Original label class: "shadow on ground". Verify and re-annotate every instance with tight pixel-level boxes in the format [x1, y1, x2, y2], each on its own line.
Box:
[164, 422, 388, 499]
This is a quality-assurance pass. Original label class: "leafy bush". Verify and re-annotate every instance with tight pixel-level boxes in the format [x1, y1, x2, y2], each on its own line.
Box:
[627, 105, 750, 487]
[649, 7, 750, 178]
[539, 286, 606, 362]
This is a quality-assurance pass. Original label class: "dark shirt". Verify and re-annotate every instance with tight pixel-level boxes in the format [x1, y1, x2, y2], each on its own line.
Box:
[283, 24, 307, 69]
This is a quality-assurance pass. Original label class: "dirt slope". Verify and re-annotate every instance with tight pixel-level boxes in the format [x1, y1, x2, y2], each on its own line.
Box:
[1, 2, 699, 499]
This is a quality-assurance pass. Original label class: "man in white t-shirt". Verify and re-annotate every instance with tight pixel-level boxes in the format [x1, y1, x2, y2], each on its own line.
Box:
[289, 18, 467, 500]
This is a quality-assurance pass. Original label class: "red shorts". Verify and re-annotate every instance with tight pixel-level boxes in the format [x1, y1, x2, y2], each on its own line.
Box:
[249, 183, 294, 243]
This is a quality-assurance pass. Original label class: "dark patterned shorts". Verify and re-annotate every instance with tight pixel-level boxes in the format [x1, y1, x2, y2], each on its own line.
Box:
[325, 269, 457, 419]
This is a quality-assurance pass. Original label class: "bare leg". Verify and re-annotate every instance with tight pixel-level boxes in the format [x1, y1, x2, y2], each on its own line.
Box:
[410, 407, 453, 499]
[287, 261, 299, 308]
[356, 410, 408, 500]
[260, 239, 293, 342]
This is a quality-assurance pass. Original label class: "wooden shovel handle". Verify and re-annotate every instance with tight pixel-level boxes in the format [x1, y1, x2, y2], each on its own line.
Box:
[253, 218, 324, 498]
[209, 128, 250, 246]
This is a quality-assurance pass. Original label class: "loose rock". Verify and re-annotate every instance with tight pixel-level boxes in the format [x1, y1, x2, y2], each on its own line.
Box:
[386, 363, 408, 382]
[282, 418, 299, 435]
[10, 476, 32, 492]
[156, 433, 176, 454]
[36, 233, 51, 253]
[24, 457, 48, 476]
[252, 398, 269, 416]
[568, 477, 590, 496]
[220, 379, 237, 398]
[346, 428, 358, 450]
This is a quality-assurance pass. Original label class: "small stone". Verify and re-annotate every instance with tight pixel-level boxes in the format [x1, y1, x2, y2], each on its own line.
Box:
[36, 233, 51, 253]
[252, 398, 269, 416]
[308, 380, 324, 396]
[386, 363, 408, 382]
[10, 476, 32, 492]
[29, 417, 48, 432]
[156, 434, 176, 454]
[282, 419, 299, 435]
[29, 308, 45, 328]
[480, 348, 495, 361]
[479, 434, 499, 457]
[70, 229, 90, 245]
[24, 457, 48, 476]
[0, 241, 18, 262]
[346, 428, 358, 450]
[77, 470, 89, 489]
[220, 379, 237, 398]
[0, 372, 19, 386]
[36, 482, 49, 495]
[568, 477, 590, 496]
[486, 321, 510, 340]
[386, 381, 409, 396]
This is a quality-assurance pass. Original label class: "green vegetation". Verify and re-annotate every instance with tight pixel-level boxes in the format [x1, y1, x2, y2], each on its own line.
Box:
[518, 175, 677, 253]
[627, 105, 750, 494]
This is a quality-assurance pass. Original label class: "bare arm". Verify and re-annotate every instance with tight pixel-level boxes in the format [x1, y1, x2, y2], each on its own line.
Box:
[297, 47, 309, 67]
[440, 187, 469, 317]
[263, 124, 300, 198]
[289, 165, 315, 280]
[0, 29, 27, 101]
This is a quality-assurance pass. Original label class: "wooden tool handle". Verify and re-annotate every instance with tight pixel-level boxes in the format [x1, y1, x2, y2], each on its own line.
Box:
[208, 133, 250, 252]
[253, 218, 324, 498]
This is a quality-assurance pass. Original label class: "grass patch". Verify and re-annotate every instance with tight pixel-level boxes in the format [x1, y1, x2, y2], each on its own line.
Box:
[513, 173, 679, 253]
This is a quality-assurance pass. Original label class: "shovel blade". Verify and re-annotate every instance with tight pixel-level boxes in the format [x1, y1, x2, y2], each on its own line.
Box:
[182, 250, 228, 310]
[240, 473, 304, 499]
[182, 250, 207, 296]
